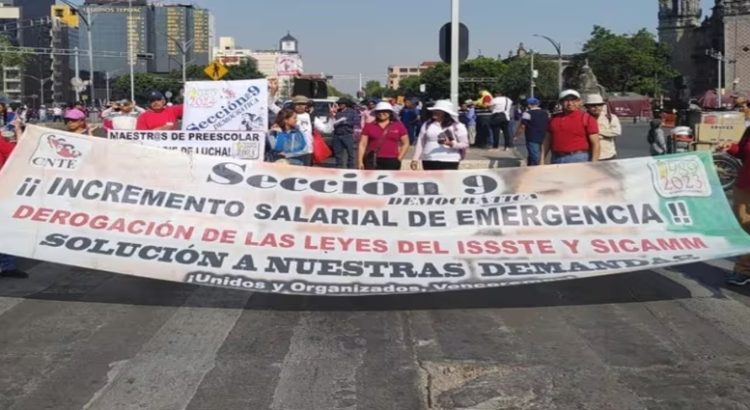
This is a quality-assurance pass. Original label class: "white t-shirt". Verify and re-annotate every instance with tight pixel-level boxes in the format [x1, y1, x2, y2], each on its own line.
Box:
[414, 121, 469, 162]
[490, 96, 513, 117]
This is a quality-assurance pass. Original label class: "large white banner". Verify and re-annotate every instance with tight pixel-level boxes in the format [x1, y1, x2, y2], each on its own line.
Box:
[2, 125, 750, 296]
[182, 79, 268, 132]
[108, 130, 265, 160]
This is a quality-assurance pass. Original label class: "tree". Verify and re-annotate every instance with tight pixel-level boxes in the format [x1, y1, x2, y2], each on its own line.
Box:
[0, 36, 27, 99]
[112, 73, 182, 104]
[364, 80, 384, 98]
[498, 56, 558, 102]
[459, 57, 506, 102]
[419, 62, 450, 100]
[577, 26, 676, 95]
[397, 76, 422, 97]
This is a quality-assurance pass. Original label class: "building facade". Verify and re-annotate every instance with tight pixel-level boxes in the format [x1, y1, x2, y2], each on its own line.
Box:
[658, 0, 750, 97]
[387, 62, 437, 90]
[152, 4, 212, 74]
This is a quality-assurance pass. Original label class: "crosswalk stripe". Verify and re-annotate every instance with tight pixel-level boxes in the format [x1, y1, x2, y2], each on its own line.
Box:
[81, 287, 250, 410]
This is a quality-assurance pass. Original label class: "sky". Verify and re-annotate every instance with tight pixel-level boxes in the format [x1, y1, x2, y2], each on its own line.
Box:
[190, 0, 716, 93]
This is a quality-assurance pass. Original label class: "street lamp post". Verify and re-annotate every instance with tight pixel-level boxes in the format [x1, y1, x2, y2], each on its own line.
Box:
[534, 34, 563, 94]
[128, 0, 135, 103]
[22, 75, 52, 107]
[162, 32, 195, 84]
[60, 0, 96, 106]
[450, 0, 460, 107]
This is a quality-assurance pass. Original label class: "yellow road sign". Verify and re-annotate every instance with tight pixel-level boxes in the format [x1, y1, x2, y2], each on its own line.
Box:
[204, 61, 229, 81]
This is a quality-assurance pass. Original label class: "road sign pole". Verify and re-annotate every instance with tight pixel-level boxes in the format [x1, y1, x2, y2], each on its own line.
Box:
[74, 46, 80, 102]
[128, 0, 135, 103]
[450, 0, 459, 107]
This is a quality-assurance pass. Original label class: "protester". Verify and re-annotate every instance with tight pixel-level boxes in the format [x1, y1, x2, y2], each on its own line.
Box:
[361, 99, 377, 127]
[332, 97, 361, 169]
[541, 90, 600, 164]
[514, 97, 550, 166]
[648, 118, 667, 156]
[102, 99, 145, 130]
[136, 91, 183, 131]
[464, 100, 477, 146]
[489, 91, 513, 150]
[357, 102, 409, 170]
[735, 96, 750, 127]
[290, 95, 334, 166]
[717, 127, 750, 286]
[411, 100, 469, 171]
[584, 94, 621, 160]
[64, 108, 96, 135]
[0, 134, 26, 278]
[268, 108, 308, 165]
[399, 99, 421, 146]
[52, 106, 63, 122]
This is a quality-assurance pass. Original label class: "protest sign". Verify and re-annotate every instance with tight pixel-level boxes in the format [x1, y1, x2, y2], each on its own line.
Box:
[182, 79, 268, 132]
[2, 125, 750, 297]
[108, 130, 265, 160]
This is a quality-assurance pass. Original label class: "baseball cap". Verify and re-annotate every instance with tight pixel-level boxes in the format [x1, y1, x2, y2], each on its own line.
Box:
[527, 97, 540, 105]
[558, 89, 581, 101]
[148, 91, 165, 102]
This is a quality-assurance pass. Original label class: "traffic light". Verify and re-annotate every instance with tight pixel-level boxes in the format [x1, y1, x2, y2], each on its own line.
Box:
[51, 5, 79, 28]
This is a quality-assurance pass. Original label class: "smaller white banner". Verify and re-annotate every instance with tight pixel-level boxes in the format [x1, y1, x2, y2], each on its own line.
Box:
[108, 130, 265, 161]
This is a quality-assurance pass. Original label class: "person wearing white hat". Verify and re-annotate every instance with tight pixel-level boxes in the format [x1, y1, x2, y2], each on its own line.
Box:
[584, 94, 621, 161]
[541, 90, 600, 164]
[357, 101, 409, 170]
[410, 100, 469, 170]
[290, 95, 334, 166]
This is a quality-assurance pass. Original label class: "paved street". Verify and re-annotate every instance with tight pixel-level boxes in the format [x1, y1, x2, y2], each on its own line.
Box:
[4, 122, 749, 410]
[1, 257, 750, 410]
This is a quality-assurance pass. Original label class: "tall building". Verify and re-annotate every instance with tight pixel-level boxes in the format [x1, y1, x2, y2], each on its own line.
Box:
[659, 0, 750, 98]
[152, 4, 212, 74]
[0, 4, 21, 102]
[16, 0, 55, 106]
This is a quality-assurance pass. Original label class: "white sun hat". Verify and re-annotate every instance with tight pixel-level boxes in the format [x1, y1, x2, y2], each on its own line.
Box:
[428, 99, 459, 120]
[374, 101, 395, 112]
[558, 89, 581, 101]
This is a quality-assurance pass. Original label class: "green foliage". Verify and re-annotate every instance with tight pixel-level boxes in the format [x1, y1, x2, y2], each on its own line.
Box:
[418, 63, 450, 100]
[577, 25, 676, 95]
[0, 36, 27, 69]
[112, 60, 266, 105]
[112, 72, 183, 105]
[499, 56, 558, 102]
[397, 76, 422, 97]
[458, 57, 506, 100]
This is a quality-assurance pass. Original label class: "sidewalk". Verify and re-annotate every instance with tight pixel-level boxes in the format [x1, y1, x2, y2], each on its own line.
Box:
[402, 145, 525, 170]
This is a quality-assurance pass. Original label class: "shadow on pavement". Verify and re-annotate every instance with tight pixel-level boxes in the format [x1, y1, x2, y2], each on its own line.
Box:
[2, 261, 736, 311]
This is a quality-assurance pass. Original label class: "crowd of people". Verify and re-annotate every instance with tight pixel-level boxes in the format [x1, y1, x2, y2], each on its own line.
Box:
[4, 86, 750, 288]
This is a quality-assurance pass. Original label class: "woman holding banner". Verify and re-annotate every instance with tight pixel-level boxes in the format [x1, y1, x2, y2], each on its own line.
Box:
[410, 100, 469, 171]
[268, 109, 308, 166]
[717, 128, 750, 286]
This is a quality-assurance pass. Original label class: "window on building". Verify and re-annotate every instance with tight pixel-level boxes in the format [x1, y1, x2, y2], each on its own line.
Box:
[399, 68, 408, 73]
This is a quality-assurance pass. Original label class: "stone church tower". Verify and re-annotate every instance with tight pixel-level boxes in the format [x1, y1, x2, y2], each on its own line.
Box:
[659, 0, 750, 98]
[722, 1, 750, 95]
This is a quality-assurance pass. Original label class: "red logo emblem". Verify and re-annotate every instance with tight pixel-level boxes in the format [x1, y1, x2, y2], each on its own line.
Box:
[47, 136, 82, 159]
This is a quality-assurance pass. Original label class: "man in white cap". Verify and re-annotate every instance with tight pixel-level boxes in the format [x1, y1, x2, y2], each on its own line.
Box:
[541, 90, 600, 164]
[584, 94, 621, 160]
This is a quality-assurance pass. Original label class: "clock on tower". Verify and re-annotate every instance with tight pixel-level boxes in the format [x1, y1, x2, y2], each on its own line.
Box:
[279, 32, 298, 53]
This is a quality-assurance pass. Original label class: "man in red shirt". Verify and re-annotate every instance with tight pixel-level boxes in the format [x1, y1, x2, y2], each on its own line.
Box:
[136, 91, 183, 131]
[0, 137, 27, 278]
[541, 90, 600, 164]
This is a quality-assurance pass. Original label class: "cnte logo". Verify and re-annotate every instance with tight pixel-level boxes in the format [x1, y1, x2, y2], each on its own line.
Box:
[30, 135, 87, 170]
